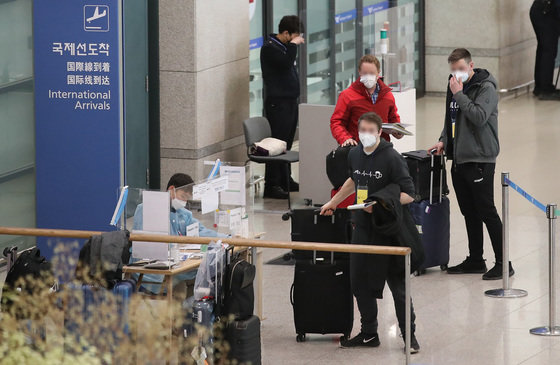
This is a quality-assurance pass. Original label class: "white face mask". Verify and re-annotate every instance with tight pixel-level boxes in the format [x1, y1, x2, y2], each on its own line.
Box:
[359, 132, 377, 149]
[171, 198, 187, 211]
[452, 70, 469, 83]
[360, 74, 377, 89]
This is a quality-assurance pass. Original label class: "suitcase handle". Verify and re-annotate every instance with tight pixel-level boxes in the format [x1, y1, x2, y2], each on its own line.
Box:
[290, 283, 294, 305]
[429, 150, 446, 204]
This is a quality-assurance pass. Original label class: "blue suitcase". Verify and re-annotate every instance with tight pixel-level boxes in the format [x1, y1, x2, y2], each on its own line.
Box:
[65, 279, 136, 349]
[182, 298, 215, 363]
[409, 197, 450, 274]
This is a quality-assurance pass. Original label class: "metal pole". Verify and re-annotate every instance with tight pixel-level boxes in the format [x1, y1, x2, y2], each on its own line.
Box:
[405, 253, 411, 365]
[503, 172, 510, 290]
[485, 172, 528, 298]
[530, 204, 560, 336]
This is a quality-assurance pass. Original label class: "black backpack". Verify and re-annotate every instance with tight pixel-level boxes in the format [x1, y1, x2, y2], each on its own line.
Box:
[326, 145, 353, 189]
[75, 230, 131, 288]
[223, 258, 256, 320]
[1, 247, 54, 319]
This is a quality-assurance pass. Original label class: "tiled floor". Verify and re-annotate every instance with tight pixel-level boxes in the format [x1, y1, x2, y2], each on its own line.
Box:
[251, 93, 560, 365]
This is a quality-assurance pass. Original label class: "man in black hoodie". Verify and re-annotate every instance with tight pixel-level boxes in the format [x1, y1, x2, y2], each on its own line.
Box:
[260, 15, 304, 199]
[429, 48, 513, 280]
[321, 112, 420, 354]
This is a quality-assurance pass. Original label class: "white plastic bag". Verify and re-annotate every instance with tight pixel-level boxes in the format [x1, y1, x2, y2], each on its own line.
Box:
[194, 241, 225, 300]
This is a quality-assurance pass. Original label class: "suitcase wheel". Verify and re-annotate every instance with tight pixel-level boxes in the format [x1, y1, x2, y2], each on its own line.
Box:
[282, 212, 291, 221]
[440, 264, 448, 271]
[414, 269, 426, 277]
[296, 334, 306, 343]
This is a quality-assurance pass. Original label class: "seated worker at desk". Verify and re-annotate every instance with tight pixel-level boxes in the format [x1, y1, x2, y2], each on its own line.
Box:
[132, 173, 228, 295]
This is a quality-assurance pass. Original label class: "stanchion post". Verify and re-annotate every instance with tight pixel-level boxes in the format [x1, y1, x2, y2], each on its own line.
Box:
[530, 204, 560, 336]
[405, 253, 411, 365]
[503, 172, 510, 290]
[485, 172, 528, 298]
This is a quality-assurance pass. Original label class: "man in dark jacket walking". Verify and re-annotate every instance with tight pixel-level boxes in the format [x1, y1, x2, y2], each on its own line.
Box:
[260, 15, 304, 199]
[321, 112, 420, 354]
[429, 48, 513, 280]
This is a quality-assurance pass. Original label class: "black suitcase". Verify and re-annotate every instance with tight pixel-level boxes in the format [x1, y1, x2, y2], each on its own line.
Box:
[226, 315, 262, 365]
[284, 208, 353, 261]
[291, 252, 353, 342]
[403, 150, 449, 202]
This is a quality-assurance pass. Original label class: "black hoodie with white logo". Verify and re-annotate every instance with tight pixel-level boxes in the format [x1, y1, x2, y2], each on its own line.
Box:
[347, 139, 415, 229]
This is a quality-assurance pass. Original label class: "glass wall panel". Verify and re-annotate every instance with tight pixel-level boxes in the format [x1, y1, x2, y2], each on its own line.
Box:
[252, 0, 424, 110]
[363, 0, 418, 90]
[272, 1, 298, 31]
[249, 0, 265, 117]
[0, 0, 36, 253]
[334, 0, 357, 96]
[305, 1, 332, 105]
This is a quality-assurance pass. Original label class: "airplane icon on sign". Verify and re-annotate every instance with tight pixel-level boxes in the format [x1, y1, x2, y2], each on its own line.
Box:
[87, 6, 106, 23]
[84, 5, 109, 32]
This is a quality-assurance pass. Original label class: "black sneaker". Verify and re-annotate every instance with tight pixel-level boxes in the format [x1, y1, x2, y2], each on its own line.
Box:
[447, 256, 487, 274]
[402, 334, 420, 354]
[263, 186, 289, 199]
[482, 261, 514, 280]
[340, 332, 380, 348]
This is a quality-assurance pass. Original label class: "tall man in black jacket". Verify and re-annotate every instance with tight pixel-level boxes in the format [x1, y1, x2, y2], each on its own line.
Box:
[260, 16, 304, 199]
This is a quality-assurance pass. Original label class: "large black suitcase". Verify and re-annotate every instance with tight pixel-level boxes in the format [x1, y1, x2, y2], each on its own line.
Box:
[226, 315, 262, 365]
[291, 253, 353, 342]
[403, 150, 448, 202]
[409, 197, 451, 274]
[284, 208, 353, 261]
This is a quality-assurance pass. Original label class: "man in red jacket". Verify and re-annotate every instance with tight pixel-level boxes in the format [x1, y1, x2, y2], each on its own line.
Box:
[331, 54, 403, 146]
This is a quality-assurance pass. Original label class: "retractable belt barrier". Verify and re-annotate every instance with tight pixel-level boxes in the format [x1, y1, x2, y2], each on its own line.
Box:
[484, 172, 560, 337]
[0, 226, 415, 364]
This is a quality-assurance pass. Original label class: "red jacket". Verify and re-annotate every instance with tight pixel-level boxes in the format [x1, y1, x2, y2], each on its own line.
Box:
[330, 79, 400, 145]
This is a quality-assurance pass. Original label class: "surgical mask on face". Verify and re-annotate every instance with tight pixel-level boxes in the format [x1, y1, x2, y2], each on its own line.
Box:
[452, 70, 469, 83]
[360, 74, 377, 89]
[359, 132, 377, 149]
[171, 198, 187, 211]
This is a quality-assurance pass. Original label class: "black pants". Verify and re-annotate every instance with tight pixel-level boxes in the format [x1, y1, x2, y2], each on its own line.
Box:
[354, 273, 416, 335]
[530, 1, 560, 93]
[451, 162, 503, 262]
[264, 97, 298, 189]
